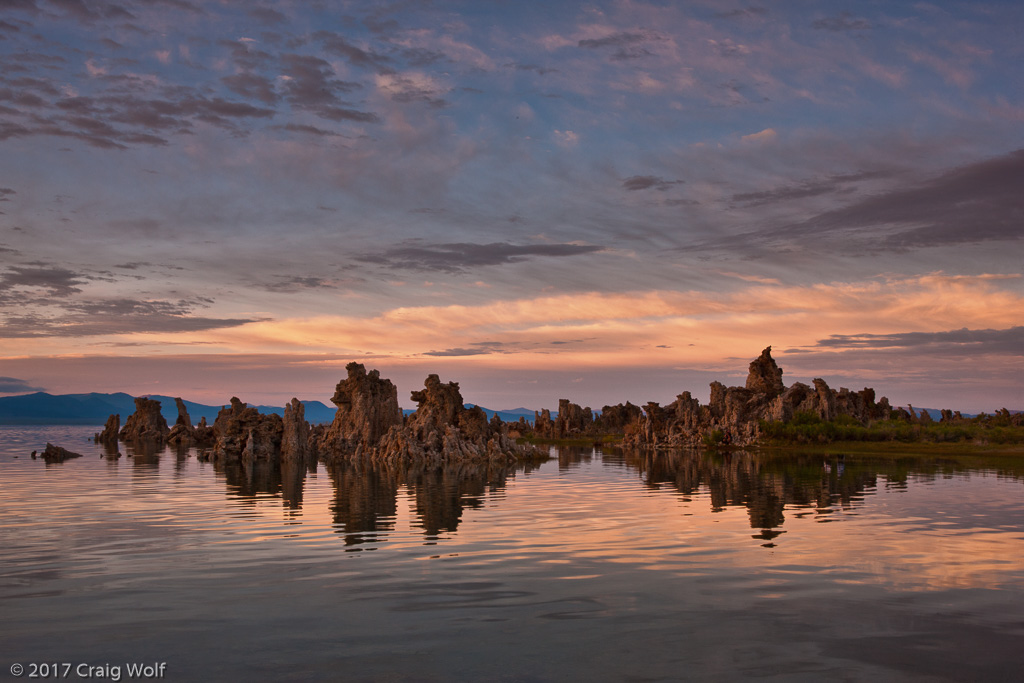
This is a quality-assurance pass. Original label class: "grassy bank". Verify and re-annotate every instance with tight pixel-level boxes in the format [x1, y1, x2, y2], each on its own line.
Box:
[758, 411, 1024, 446]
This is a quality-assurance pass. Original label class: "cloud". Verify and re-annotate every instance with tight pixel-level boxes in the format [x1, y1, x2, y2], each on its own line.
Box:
[740, 128, 777, 143]
[47, 0, 100, 21]
[0, 301, 262, 338]
[248, 6, 286, 26]
[375, 72, 448, 107]
[142, 0, 203, 14]
[270, 123, 341, 137]
[314, 30, 391, 71]
[222, 72, 278, 105]
[812, 13, 872, 32]
[278, 53, 376, 121]
[553, 129, 578, 147]
[0, 263, 263, 339]
[505, 63, 558, 75]
[578, 31, 656, 49]
[422, 347, 493, 357]
[731, 170, 894, 207]
[812, 326, 1024, 356]
[622, 175, 684, 191]
[3, 85, 277, 148]
[356, 241, 605, 273]
[0, 265, 85, 300]
[799, 149, 1024, 248]
[716, 7, 768, 19]
[0, 375, 45, 394]
[259, 275, 350, 292]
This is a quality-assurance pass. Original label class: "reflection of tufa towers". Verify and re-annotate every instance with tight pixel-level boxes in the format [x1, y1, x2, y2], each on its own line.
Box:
[620, 448, 879, 538]
[327, 460, 515, 547]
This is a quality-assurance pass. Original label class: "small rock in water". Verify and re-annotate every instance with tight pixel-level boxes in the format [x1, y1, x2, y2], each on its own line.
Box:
[41, 443, 84, 463]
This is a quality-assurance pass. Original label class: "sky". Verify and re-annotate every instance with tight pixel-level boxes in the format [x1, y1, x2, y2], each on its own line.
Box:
[0, 0, 1022, 412]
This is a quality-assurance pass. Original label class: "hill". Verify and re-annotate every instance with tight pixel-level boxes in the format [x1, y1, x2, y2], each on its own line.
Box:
[0, 392, 336, 426]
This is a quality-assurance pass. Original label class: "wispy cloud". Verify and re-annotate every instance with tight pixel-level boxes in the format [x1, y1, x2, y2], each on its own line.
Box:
[356, 242, 605, 273]
[812, 326, 1024, 355]
[622, 175, 684, 191]
[0, 375, 45, 394]
[812, 13, 872, 32]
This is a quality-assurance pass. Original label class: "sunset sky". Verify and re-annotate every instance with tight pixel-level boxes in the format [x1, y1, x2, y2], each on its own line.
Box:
[0, 0, 1021, 412]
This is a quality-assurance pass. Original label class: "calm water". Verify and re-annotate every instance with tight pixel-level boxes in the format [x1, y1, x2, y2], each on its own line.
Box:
[2, 426, 1024, 681]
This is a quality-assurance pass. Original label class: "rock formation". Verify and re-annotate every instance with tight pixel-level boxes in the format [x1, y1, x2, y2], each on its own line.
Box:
[193, 417, 214, 446]
[594, 402, 643, 433]
[118, 397, 170, 442]
[41, 442, 83, 463]
[372, 374, 544, 465]
[531, 400, 641, 439]
[166, 398, 196, 446]
[319, 362, 403, 458]
[94, 413, 120, 443]
[212, 397, 283, 462]
[282, 398, 314, 463]
[625, 347, 893, 448]
[745, 346, 785, 397]
[555, 399, 593, 437]
[534, 408, 554, 438]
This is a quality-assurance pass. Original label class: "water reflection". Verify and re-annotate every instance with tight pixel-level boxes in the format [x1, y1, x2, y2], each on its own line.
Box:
[328, 460, 517, 547]
[217, 459, 286, 502]
[24, 426, 1024, 553]
[105, 443, 1024, 550]
[606, 447, 1024, 543]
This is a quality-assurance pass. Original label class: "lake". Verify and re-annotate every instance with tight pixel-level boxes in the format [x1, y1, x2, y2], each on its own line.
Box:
[2, 425, 1023, 681]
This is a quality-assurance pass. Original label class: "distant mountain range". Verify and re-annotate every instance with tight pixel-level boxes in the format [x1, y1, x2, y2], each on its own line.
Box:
[2, 392, 984, 427]
[0, 392, 336, 426]
[0, 392, 542, 426]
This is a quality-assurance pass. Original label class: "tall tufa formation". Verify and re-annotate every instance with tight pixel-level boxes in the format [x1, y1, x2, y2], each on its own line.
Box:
[746, 346, 785, 397]
[555, 399, 593, 437]
[166, 398, 196, 446]
[375, 374, 544, 465]
[94, 413, 120, 444]
[212, 397, 283, 462]
[118, 397, 170, 442]
[282, 398, 314, 463]
[319, 362, 403, 458]
[626, 347, 891, 448]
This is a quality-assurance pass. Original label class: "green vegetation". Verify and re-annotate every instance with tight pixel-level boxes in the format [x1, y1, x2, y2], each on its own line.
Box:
[702, 429, 725, 446]
[759, 410, 1024, 446]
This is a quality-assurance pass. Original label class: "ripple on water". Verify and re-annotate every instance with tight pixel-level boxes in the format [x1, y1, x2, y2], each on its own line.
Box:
[3, 427, 1024, 680]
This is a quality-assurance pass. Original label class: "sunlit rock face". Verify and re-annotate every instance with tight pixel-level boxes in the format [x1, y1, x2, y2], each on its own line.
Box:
[282, 398, 314, 463]
[534, 408, 554, 438]
[374, 374, 543, 465]
[531, 400, 639, 439]
[746, 346, 785, 397]
[594, 402, 643, 434]
[319, 362, 403, 459]
[119, 397, 170, 443]
[626, 346, 892, 448]
[94, 413, 120, 444]
[166, 397, 196, 446]
[556, 399, 593, 437]
[212, 397, 282, 462]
